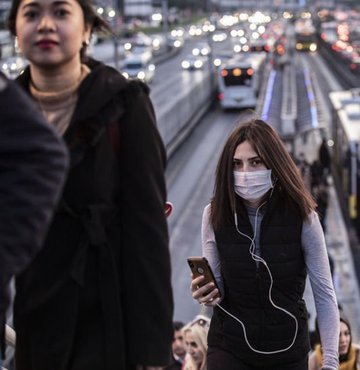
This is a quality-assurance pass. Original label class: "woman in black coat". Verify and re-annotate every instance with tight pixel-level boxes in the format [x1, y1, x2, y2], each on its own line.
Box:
[8, 0, 173, 369]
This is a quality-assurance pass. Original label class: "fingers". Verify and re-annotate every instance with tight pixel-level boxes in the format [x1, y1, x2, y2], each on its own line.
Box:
[204, 296, 221, 306]
[198, 289, 221, 307]
[190, 275, 205, 294]
[190, 275, 220, 305]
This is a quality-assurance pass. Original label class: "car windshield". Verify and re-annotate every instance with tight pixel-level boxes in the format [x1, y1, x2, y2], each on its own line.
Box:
[126, 63, 144, 69]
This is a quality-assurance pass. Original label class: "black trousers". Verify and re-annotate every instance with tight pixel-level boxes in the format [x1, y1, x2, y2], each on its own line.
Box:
[207, 346, 308, 370]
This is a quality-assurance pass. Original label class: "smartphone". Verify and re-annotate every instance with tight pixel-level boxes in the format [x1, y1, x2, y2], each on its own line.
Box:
[187, 256, 221, 299]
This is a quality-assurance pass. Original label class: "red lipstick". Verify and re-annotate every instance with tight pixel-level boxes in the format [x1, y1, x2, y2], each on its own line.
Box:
[36, 40, 58, 49]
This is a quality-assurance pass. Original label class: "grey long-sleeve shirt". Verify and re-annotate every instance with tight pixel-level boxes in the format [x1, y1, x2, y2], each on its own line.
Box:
[202, 204, 339, 370]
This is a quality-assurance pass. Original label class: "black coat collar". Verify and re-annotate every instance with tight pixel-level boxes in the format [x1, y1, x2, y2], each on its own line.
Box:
[16, 59, 128, 126]
[16, 59, 129, 168]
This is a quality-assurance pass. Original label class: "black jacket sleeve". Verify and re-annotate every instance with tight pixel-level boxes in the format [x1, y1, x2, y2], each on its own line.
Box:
[0, 73, 68, 357]
[118, 84, 173, 366]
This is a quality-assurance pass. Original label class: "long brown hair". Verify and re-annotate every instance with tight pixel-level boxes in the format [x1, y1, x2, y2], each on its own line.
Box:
[210, 119, 316, 230]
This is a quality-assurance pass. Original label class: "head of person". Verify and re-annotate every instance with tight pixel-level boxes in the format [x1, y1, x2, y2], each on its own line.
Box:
[172, 321, 186, 360]
[183, 322, 208, 370]
[7, 0, 110, 71]
[211, 119, 316, 230]
[339, 315, 352, 362]
[315, 313, 353, 363]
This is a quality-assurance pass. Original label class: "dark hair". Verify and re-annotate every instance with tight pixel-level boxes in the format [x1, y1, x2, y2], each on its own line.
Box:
[8, 0, 112, 58]
[210, 119, 316, 230]
[173, 321, 184, 332]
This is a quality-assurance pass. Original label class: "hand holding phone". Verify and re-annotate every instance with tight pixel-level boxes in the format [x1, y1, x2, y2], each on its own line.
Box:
[187, 256, 221, 300]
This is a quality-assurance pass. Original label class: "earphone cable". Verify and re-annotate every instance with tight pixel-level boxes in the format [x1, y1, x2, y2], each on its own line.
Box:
[228, 200, 299, 354]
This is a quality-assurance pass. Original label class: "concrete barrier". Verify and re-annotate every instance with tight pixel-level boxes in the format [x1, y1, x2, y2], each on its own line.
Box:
[156, 70, 217, 156]
[92, 41, 217, 156]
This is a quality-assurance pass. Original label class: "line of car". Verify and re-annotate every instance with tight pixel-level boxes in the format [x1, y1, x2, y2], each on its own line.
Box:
[181, 42, 211, 71]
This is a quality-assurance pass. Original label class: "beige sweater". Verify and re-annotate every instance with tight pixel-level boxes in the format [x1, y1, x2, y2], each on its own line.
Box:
[30, 65, 90, 136]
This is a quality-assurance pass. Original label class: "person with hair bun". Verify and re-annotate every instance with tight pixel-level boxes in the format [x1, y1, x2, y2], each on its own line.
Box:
[7, 0, 173, 368]
[190, 119, 339, 370]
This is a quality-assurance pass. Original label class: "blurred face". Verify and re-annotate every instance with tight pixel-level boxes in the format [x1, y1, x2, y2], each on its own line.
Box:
[185, 331, 204, 368]
[15, 0, 91, 71]
[339, 321, 351, 356]
[233, 140, 267, 173]
[172, 330, 186, 359]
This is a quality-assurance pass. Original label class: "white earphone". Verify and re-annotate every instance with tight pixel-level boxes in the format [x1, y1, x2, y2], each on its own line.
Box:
[215, 200, 298, 354]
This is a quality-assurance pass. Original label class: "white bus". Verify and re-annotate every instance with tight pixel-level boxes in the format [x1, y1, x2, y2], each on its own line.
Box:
[217, 52, 266, 110]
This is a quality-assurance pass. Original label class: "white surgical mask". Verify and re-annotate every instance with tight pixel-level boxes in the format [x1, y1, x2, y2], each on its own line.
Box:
[233, 169, 273, 202]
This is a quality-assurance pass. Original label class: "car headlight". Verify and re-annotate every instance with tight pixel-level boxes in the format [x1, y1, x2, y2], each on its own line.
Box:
[234, 45, 241, 53]
[213, 58, 221, 67]
[137, 71, 145, 80]
[182, 61, 190, 69]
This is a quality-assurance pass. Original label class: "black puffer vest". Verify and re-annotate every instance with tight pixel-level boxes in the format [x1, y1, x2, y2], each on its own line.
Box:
[208, 190, 310, 366]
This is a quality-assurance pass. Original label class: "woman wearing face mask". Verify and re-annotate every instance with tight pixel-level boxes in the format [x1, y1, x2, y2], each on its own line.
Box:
[191, 119, 339, 370]
[7, 0, 173, 369]
[309, 315, 360, 370]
